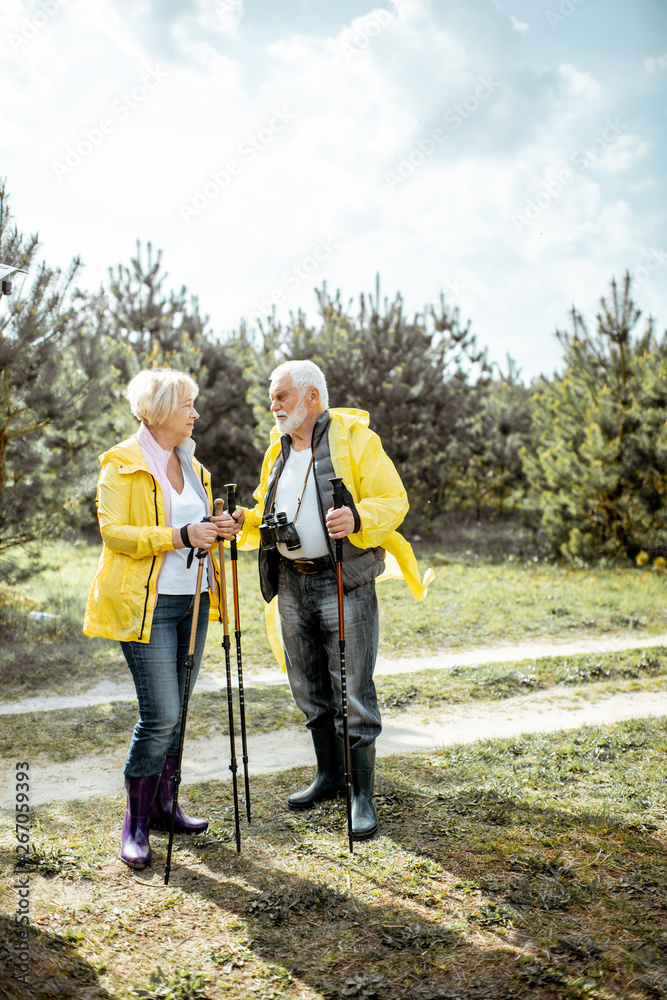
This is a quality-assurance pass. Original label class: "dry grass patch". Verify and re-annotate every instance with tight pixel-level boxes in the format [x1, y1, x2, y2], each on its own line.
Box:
[2, 717, 667, 999]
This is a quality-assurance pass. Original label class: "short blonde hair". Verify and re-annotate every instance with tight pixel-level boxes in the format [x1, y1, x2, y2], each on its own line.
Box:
[126, 369, 199, 426]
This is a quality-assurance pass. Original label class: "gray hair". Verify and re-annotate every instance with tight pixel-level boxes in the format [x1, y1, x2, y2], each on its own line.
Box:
[270, 360, 329, 410]
[126, 368, 199, 426]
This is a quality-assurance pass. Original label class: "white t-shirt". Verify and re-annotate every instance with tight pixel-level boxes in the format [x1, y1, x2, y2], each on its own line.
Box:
[159, 476, 209, 594]
[274, 448, 329, 559]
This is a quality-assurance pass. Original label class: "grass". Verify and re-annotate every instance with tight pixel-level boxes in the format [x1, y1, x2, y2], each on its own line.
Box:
[3, 524, 667, 998]
[2, 715, 667, 999]
[378, 557, 667, 655]
[2, 646, 667, 763]
[0, 686, 304, 762]
[2, 539, 667, 704]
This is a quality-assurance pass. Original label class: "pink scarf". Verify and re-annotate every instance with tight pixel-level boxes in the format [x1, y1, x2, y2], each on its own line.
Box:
[136, 423, 216, 596]
[137, 422, 175, 526]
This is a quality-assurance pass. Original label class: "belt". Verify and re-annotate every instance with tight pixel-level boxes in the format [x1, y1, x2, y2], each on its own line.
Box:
[281, 555, 333, 575]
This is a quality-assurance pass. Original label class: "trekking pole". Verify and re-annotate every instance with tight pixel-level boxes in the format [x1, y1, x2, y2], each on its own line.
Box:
[225, 483, 251, 823]
[164, 547, 206, 885]
[330, 477, 354, 854]
[214, 498, 242, 853]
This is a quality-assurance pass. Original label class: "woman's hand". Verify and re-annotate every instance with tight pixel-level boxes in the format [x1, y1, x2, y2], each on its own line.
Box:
[211, 509, 245, 541]
[171, 520, 220, 551]
[172, 511, 245, 550]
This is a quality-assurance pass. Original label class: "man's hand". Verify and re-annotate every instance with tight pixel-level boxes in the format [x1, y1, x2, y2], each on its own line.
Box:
[326, 505, 355, 539]
[211, 509, 245, 541]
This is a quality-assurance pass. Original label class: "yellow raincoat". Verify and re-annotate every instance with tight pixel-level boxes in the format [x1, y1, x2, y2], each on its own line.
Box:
[83, 434, 221, 642]
[239, 408, 434, 665]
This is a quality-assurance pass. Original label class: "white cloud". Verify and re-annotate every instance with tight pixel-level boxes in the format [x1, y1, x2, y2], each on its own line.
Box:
[0, 0, 662, 381]
[644, 53, 667, 73]
[0, 114, 25, 149]
[592, 133, 651, 173]
[556, 63, 604, 109]
[194, 0, 244, 40]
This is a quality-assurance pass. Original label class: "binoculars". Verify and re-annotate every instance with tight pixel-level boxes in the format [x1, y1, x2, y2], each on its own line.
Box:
[259, 511, 301, 552]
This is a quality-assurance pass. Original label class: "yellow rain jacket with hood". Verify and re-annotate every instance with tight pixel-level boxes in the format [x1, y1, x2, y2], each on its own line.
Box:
[83, 433, 221, 643]
[239, 408, 433, 664]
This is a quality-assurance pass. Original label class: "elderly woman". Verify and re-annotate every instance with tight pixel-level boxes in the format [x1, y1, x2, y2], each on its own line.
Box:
[84, 368, 240, 870]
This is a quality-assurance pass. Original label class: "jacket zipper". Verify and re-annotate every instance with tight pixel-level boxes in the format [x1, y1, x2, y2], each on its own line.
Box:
[137, 476, 159, 641]
[312, 420, 337, 563]
[198, 464, 221, 622]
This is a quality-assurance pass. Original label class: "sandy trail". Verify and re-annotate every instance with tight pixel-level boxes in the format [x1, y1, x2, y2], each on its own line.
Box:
[2, 630, 666, 716]
[2, 637, 666, 808]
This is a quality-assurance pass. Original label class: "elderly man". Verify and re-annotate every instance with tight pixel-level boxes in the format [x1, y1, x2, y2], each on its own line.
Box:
[237, 360, 431, 840]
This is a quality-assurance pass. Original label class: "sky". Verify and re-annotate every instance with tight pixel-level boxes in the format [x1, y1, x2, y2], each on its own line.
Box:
[1, 0, 665, 380]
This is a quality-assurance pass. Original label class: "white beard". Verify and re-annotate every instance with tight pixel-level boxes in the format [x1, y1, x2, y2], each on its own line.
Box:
[275, 397, 308, 435]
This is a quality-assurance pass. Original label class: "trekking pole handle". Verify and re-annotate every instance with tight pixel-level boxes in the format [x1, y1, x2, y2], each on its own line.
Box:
[214, 499, 230, 630]
[225, 484, 238, 559]
[330, 477, 344, 563]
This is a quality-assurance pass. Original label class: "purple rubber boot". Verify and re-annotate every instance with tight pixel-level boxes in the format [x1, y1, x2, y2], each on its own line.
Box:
[149, 756, 208, 835]
[120, 773, 161, 869]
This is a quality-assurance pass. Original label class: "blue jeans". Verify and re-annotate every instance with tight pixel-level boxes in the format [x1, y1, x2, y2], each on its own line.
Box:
[277, 561, 381, 748]
[120, 593, 210, 777]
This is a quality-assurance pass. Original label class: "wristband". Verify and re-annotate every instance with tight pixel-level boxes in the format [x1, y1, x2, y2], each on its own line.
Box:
[180, 524, 193, 548]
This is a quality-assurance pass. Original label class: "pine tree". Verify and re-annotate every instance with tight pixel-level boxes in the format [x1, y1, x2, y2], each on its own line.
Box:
[97, 243, 262, 502]
[0, 183, 114, 550]
[457, 360, 533, 519]
[105, 241, 206, 378]
[194, 333, 263, 504]
[523, 273, 667, 562]
[252, 278, 488, 528]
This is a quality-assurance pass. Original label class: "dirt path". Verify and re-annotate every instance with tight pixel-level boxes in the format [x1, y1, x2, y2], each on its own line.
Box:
[2, 631, 667, 810]
[2, 629, 666, 716]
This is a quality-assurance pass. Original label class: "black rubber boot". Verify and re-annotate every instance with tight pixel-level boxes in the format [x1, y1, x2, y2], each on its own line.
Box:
[349, 742, 378, 841]
[288, 728, 346, 810]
